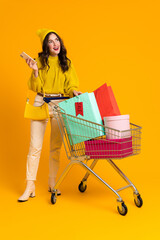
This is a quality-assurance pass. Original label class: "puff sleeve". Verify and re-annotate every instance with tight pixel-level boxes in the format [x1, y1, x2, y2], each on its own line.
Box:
[64, 61, 79, 97]
[27, 58, 44, 93]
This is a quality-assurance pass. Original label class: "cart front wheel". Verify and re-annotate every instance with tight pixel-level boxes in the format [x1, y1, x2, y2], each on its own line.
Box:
[78, 181, 87, 193]
[134, 194, 143, 208]
[117, 202, 128, 216]
[51, 193, 57, 204]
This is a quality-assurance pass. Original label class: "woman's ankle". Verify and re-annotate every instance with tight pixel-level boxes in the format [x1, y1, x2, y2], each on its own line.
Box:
[26, 180, 35, 187]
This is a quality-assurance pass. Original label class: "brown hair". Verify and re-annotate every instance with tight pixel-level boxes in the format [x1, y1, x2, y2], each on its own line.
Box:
[38, 32, 71, 73]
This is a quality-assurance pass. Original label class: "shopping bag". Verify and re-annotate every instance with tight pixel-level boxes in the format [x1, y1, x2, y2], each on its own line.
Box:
[58, 92, 105, 145]
[93, 83, 121, 119]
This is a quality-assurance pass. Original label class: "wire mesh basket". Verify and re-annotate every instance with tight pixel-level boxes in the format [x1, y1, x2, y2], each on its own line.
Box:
[54, 105, 142, 160]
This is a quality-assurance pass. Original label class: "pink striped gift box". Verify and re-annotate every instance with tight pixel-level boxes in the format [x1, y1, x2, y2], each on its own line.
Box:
[84, 137, 133, 159]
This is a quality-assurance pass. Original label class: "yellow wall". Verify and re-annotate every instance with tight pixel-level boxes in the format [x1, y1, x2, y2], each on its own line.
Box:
[0, 0, 159, 239]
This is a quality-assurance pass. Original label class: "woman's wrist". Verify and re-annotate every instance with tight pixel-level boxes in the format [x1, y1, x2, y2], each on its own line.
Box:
[34, 69, 38, 78]
[73, 90, 83, 96]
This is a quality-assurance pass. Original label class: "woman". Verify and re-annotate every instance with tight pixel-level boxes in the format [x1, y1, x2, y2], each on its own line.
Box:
[18, 29, 82, 202]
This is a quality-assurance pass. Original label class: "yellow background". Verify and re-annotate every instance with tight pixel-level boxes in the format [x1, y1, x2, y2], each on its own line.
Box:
[0, 0, 160, 239]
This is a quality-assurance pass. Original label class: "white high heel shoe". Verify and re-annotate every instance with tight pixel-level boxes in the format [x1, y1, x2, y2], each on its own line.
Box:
[48, 177, 61, 196]
[18, 180, 35, 202]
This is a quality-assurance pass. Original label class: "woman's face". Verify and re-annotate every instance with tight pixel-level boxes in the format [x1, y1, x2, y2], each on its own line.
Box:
[48, 33, 61, 56]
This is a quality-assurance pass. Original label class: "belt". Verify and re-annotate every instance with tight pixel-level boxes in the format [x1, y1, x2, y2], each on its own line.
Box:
[37, 92, 64, 98]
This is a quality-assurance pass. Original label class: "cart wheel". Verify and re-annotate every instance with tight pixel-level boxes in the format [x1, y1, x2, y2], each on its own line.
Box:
[134, 194, 143, 208]
[51, 193, 57, 204]
[78, 181, 87, 193]
[117, 202, 128, 216]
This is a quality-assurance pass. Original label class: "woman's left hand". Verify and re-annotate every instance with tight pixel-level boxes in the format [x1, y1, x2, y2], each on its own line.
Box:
[73, 90, 83, 96]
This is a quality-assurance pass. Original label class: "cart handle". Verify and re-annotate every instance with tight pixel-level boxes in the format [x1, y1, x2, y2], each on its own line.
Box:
[43, 97, 69, 103]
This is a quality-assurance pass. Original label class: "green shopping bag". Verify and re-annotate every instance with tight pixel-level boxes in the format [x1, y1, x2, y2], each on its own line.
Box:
[58, 92, 105, 145]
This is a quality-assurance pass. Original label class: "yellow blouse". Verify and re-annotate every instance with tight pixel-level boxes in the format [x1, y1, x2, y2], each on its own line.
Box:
[28, 55, 79, 97]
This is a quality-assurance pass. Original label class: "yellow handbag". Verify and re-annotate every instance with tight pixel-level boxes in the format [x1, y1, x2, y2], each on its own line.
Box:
[24, 92, 49, 120]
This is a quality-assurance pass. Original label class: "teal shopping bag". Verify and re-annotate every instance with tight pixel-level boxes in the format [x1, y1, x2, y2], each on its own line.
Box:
[58, 92, 105, 145]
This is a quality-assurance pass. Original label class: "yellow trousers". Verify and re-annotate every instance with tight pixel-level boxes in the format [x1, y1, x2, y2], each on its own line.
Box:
[26, 94, 64, 180]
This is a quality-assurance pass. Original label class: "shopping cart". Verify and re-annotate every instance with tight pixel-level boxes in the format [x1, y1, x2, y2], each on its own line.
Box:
[44, 97, 143, 216]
